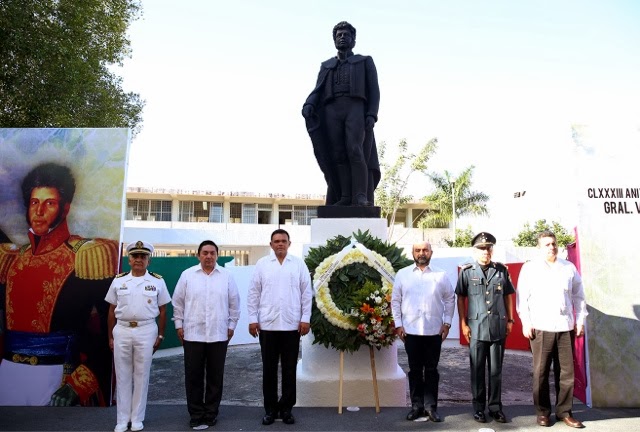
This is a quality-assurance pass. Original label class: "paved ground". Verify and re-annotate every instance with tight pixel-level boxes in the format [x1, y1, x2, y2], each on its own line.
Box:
[148, 340, 534, 407]
[2, 341, 639, 431]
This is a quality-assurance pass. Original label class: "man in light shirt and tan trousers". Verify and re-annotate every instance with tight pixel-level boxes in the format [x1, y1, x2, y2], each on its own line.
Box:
[173, 240, 240, 430]
[517, 230, 588, 429]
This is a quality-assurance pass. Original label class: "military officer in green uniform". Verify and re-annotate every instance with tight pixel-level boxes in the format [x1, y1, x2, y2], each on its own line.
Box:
[455, 232, 515, 424]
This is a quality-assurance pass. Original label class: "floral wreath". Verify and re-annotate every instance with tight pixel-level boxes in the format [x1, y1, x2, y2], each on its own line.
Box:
[305, 230, 412, 352]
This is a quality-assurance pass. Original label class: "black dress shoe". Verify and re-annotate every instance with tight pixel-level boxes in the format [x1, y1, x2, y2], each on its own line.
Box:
[262, 413, 276, 425]
[281, 411, 295, 425]
[473, 411, 487, 423]
[189, 418, 202, 428]
[426, 409, 442, 422]
[204, 417, 217, 427]
[490, 410, 507, 423]
[406, 408, 424, 421]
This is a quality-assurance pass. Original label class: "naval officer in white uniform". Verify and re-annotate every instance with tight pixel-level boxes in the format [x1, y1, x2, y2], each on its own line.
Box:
[105, 241, 171, 432]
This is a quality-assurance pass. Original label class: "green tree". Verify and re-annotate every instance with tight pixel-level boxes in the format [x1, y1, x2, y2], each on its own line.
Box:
[375, 138, 438, 237]
[417, 166, 490, 242]
[443, 226, 475, 247]
[512, 219, 575, 247]
[0, 0, 144, 134]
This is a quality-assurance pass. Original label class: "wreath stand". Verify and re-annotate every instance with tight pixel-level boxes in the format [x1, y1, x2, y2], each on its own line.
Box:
[337, 347, 381, 414]
[296, 218, 407, 409]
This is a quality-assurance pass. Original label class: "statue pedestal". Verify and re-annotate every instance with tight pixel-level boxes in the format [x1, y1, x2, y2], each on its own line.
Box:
[296, 218, 407, 407]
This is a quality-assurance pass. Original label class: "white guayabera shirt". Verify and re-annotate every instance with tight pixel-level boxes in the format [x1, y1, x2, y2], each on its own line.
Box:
[172, 264, 240, 342]
[391, 264, 455, 336]
[247, 253, 312, 331]
[516, 257, 587, 332]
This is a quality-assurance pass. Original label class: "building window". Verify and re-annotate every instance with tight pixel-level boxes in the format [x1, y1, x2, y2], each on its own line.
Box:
[292, 205, 318, 225]
[242, 204, 257, 224]
[278, 204, 292, 225]
[126, 199, 172, 221]
[230, 203, 257, 224]
[220, 249, 249, 266]
[277, 205, 316, 225]
[209, 203, 223, 223]
[388, 208, 406, 227]
[230, 203, 242, 223]
[411, 208, 428, 228]
[257, 203, 272, 224]
[179, 201, 223, 223]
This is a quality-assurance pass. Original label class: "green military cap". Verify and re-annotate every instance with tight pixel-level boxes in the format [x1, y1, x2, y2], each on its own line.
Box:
[471, 232, 496, 248]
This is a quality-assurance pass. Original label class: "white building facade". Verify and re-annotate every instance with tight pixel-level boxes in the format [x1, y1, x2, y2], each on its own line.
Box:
[123, 187, 450, 264]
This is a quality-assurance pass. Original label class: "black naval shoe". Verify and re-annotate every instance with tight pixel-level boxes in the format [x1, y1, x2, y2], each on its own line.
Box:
[281, 411, 295, 425]
[474, 411, 487, 423]
[490, 410, 507, 423]
[406, 407, 424, 421]
[204, 416, 217, 427]
[426, 409, 442, 422]
[262, 412, 277, 425]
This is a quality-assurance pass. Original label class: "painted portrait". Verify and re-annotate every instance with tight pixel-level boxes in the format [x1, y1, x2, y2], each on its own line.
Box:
[0, 128, 129, 406]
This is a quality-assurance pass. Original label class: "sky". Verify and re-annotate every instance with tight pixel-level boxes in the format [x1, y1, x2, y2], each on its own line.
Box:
[119, 0, 640, 239]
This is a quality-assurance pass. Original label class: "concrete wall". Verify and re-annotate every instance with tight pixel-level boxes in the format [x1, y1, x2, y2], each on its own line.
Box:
[573, 124, 640, 408]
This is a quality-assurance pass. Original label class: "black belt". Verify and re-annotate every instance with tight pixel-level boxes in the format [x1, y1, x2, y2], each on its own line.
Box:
[4, 351, 66, 365]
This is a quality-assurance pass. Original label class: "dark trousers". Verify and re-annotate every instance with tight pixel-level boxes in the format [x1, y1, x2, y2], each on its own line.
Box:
[259, 330, 300, 415]
[530, 330, 575, 418]
[404, 334, 442, 411]
[323, 98, 369, 199]
[183, 340, 229, 421]
[469, 338, 505, 412]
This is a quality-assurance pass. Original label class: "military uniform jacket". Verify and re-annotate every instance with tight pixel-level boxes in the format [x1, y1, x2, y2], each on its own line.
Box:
[105, 270, 171, 322]
[455, 261, 515, 342]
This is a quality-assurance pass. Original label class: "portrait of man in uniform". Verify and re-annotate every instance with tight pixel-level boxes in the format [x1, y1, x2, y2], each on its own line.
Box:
[0, 128, 129, 406]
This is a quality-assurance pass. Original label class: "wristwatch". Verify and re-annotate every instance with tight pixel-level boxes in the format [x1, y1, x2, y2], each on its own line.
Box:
[443, 323, 451, 328]
[158, 335, 165, 340]
[507, 319, 515, 324]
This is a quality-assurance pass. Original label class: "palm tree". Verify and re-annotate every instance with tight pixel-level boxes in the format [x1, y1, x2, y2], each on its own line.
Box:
[417, 166, 489, 242]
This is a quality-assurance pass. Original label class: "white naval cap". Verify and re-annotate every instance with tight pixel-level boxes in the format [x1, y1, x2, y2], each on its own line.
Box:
[126, 240, 154, 255]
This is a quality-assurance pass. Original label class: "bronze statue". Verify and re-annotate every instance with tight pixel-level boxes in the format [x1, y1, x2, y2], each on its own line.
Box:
[302, 21, 380, 206]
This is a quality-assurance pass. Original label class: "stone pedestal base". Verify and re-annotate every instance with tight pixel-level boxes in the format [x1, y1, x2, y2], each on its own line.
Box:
[297, 217, 407, 408]
[296, 333, 407, 407]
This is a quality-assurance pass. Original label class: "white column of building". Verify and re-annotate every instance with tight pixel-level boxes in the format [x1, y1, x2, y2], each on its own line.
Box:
[171, 198, 179, 223]
[223, 197, 231, 223]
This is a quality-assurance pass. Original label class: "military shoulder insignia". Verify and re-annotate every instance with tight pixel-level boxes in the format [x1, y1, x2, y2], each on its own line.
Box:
[115, 271, 130, 278]
[149, 271, 163, 279]
[0, 243, 20, 284]
[460, 263, 473, 270]
[73, 237, 119, 280]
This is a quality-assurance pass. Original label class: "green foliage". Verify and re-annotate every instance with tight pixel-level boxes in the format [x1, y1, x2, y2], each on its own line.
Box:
[375, 138, 438, 236]
[0, 0, 144, 134]
[444, 226, 475, 247]
[418, 165, 490, 229]
[512, 220, 575, 247]
[305, 230, 412, 353]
